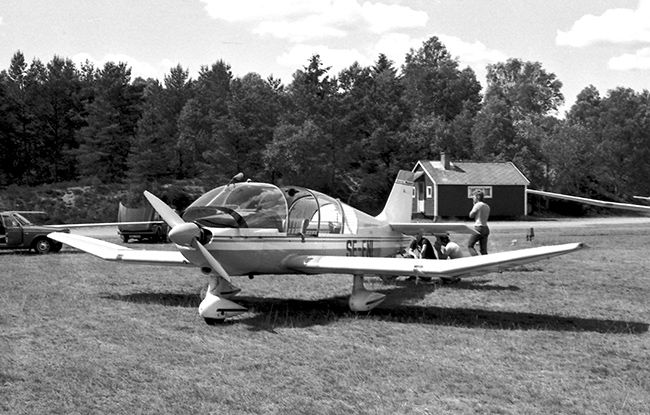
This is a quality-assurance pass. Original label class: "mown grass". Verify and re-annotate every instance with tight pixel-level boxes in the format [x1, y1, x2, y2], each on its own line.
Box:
[1, 221, 649, 414]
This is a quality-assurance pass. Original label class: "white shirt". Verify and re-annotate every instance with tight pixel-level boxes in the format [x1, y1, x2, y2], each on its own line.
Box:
[442, 242, 464, 259]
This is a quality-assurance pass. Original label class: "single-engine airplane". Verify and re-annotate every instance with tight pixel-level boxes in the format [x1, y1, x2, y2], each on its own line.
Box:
[50, 171, 584, 324]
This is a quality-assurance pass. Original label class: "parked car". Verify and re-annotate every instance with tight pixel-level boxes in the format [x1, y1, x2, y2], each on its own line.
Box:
[0, 211, 70, 254]
[117, 202, 169, 243]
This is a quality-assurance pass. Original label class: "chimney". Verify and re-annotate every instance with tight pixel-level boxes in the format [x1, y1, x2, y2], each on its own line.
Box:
[441, 152, 450, 170]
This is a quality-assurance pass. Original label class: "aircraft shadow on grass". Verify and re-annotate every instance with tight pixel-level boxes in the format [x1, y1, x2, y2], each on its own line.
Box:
[102, 285, 648, 335]
[393, 278, 522, 292]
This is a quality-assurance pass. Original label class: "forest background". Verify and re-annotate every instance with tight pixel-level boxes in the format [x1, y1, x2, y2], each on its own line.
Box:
[1, 36, 649, 223]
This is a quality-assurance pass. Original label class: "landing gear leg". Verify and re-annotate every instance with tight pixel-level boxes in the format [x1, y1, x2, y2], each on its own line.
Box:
[349, 274, 386, 312]
[198, 274, 246, 324]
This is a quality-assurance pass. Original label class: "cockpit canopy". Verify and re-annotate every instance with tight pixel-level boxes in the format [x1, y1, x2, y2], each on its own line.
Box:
[183, 182, 381, 235]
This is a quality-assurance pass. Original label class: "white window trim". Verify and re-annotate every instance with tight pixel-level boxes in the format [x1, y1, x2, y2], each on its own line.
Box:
[467, 186, 493, 198]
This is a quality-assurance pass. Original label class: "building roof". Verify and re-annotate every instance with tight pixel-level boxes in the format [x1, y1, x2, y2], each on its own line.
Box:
[415, 160, 530, 186]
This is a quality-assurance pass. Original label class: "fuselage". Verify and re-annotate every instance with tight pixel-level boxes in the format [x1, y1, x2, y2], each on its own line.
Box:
[176, 181, 413, 275]
[179, 227, 412, 276]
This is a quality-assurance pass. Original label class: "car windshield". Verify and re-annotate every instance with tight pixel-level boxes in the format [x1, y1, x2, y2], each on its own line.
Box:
[12, 213, 34, 226]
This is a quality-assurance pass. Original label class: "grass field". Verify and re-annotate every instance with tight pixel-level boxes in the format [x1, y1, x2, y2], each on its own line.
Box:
[1, 220, 649, 414]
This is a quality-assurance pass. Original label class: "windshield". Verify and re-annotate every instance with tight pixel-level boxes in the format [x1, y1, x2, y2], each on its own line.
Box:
[184, 183, 288, 230]
[182, 182, 382, 234]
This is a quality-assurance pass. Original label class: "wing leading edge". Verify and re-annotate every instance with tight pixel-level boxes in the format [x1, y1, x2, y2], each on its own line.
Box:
[285, 243, 584, 279]
[48, 232, 191, 266]
[48, 221, 165, 229]
[527, 189, 650, 213]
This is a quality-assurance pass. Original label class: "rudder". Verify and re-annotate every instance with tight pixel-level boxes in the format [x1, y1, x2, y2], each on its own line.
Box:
[375, 170, 415, 223]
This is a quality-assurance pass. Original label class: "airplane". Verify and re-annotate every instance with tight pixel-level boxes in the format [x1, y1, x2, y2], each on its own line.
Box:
[49, 171, 584, 325]
[527, 189, 650, 213]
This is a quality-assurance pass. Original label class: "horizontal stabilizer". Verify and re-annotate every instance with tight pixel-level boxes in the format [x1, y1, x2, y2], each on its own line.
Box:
[390, 222, 479, 235]
[285, 243, 584, 279]
[48, 232, 190, 266]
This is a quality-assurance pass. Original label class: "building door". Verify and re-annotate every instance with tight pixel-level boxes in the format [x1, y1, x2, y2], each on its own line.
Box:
[417, 182, 425, 213]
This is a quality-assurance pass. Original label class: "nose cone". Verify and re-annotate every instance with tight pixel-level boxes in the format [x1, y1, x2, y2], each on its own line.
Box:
[168, 222, 201, 246]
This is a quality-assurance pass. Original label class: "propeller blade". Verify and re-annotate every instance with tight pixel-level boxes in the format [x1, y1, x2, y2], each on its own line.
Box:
[144, 191, 184, 228]
[144, 190, 231, 282]
[192, 238, 232, 282]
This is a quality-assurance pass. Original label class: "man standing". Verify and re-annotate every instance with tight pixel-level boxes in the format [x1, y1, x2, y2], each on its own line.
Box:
[467, 191, 491, 256]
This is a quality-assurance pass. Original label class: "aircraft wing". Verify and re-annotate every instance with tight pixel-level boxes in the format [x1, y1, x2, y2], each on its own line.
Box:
[528, 189, 650, 213]
[390, 222, 479, 235]
[48, 232, 191, 266]
[47, 221, 164, 228]
[285, 243, 584, 279]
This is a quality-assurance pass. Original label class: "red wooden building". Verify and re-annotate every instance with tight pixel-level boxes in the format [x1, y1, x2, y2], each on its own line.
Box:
[412, 154, 530, 218]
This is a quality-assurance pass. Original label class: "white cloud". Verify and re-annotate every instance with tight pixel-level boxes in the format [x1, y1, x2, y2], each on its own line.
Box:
[437, 35, 508, 68]
[557, 0, 650, 47]
[276, 32, 506, 86]
[609, 47, 650, 70]
[160, 58, 179, 69]
[254, 17, 347, 42]
[199, 0, 323, 22]
[371, 33, 506, 75]
[201, 0, 428, 41]
[372, 33, 420, 65]
[361, 2, 427, 33]
[72, 53, 162, 79]
[277, 43, 369, 75]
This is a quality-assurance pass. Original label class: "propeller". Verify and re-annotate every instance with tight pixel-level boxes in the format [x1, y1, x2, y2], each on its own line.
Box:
[143, 190, 232, 282]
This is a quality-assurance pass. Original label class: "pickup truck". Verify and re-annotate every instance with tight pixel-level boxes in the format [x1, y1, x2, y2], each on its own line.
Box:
[117, 202, 168, 243]
[0, 211, 70, 254]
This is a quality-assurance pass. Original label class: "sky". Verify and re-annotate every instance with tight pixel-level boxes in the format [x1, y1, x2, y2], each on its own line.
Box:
[1, 0, 649, 115]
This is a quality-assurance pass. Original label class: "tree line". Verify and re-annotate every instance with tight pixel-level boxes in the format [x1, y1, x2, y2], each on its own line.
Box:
[1, 36, 649, 213]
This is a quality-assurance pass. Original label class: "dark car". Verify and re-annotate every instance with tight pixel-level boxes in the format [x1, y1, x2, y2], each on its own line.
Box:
[0, 211, 70, 254]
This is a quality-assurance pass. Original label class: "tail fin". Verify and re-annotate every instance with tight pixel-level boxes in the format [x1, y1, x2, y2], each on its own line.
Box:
[375, 170, 415, 223]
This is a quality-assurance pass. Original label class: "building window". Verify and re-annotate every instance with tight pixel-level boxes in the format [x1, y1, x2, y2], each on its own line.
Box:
[467, 186, 492, 198]
[426, 186, 433, 198]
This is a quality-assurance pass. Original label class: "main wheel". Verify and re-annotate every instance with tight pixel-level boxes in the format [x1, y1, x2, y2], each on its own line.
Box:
[121, 234, 129, 243]
[34, 238, 52, 254]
